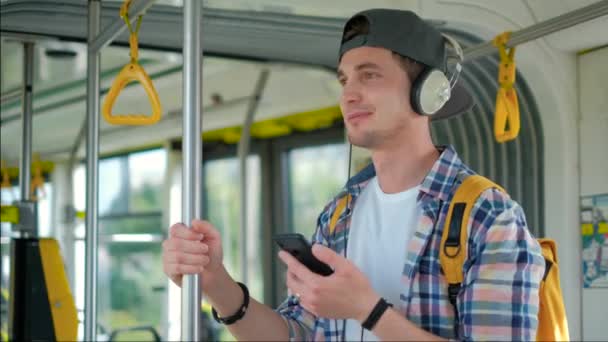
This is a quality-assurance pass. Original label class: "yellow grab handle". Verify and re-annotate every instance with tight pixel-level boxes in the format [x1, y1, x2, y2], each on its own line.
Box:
[30, 153, 46, 201]
[103, 0, 160, 126]
[1, 160, 11, 189]
[492, 32, 520, 143]
[102, 61, 162, 125]
[31, 177, 45, 201]
[120, 0, 132, 20]
[494, 88, 520, 143]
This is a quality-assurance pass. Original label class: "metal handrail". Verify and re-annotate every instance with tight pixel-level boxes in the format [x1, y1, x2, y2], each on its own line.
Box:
[464, 0, 608, 59]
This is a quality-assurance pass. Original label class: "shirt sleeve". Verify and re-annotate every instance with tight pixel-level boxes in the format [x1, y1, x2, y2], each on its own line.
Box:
[275, 295, 317, 341]
[458, 190, 546, 341]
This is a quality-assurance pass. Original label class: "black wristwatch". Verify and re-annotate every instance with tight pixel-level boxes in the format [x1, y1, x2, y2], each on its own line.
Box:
[211, 282, 250, 325]
[361, 297, 393, 331]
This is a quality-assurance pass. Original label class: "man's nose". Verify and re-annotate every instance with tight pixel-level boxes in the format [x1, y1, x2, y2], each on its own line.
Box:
[341, 83, 362, 104]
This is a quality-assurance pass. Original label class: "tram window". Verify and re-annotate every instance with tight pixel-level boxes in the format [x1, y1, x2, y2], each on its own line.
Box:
[204, 156, 263, 299]
[204, 155, 262, 341]
[128, 149, 166, 212]
[287, 144, 349, 240]
[74, 239, 163, 341]
[37, 183, 53, 237]
[97, 241, 164, 339]
[1, 187, 18, 333]
[73, 156, 166, 235]
[72, 148, 167, 340]
[100, 158, 125, 216]
[72, 166, 86, 239]
[1, 216, 9, 335]
[0, 187, 18, 239]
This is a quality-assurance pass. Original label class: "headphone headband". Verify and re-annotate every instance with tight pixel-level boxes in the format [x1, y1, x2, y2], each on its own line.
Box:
[441, 33, 463, 93]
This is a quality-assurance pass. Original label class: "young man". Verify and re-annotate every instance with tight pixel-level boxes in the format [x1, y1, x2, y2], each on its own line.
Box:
[162, 9, 545, 341]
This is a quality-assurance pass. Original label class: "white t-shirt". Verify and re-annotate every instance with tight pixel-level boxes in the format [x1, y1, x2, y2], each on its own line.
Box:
[344, 176, 420, 341]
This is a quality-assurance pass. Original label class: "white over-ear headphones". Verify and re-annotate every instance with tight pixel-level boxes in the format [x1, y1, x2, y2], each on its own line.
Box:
[411, 34, 463, 116]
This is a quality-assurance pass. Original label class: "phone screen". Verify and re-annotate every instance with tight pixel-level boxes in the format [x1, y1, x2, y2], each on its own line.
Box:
[273, 233, 334, 276]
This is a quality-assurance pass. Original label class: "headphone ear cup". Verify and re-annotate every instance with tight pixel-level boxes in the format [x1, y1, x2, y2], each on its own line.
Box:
[411, 68, 451, 116]
[410, 68, 430, 115]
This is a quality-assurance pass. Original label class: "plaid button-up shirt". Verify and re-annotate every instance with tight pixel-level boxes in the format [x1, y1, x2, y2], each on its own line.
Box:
[276, 145, 545, 341]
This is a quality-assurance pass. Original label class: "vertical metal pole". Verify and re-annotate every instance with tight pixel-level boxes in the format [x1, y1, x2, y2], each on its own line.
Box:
[19, 42, 34, 204]
[9, 39, 35, 342]
[84, 0, 101, 341]
[181, 1, 202, 341]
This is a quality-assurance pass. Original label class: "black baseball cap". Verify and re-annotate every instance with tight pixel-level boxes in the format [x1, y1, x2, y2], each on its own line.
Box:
[339, 9, 474, 120]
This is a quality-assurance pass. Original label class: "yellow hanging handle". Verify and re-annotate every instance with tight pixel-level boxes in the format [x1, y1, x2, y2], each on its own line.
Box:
[1, 160, 12, 189]
[492, 32, 520, 143]
[31, 153, 46, 201]
[102, 0, 162, 126]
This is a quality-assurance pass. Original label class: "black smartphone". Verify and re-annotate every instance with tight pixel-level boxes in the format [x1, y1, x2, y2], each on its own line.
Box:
[273, 233, 334, 276]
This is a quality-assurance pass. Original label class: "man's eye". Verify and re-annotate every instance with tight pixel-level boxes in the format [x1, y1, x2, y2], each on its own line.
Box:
[363, 72, 380, 79]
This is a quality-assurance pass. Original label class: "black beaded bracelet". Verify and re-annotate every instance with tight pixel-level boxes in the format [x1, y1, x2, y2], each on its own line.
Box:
[211, 282, 250, 325]
[361, 297, 393, 331]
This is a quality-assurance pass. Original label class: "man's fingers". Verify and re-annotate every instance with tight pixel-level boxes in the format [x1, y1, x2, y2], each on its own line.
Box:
[312, 244, 342, 269]
[278, 250, 320, 283]
[169, 223, 204, 241]
[166, 263, 204, 275]
[286, 271, 306, 295]
[163, 239, 208, 254]
[165, 252, 210, 266]
[191, 219, 217, 237]
[286, 270, 303, 285]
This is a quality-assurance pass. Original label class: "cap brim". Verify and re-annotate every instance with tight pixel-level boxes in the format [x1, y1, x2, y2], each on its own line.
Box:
[431, 80, 474, 121]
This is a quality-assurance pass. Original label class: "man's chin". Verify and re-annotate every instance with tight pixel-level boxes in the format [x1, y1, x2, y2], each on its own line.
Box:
[347, 133, 374, 149]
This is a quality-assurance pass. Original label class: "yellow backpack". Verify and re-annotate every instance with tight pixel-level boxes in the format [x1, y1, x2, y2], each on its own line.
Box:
[440, 174, 569, 341]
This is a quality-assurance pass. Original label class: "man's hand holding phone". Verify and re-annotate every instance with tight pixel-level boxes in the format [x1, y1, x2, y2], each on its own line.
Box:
[275, 234, 381, 322]
[273, 233, 334, 276]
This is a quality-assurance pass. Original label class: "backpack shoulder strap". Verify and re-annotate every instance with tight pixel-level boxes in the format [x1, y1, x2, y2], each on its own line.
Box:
[535, 238, 570, 341]
[440, 175, 505, 304]
[328, 194, 351, 235]
[537, 238, 557, 281]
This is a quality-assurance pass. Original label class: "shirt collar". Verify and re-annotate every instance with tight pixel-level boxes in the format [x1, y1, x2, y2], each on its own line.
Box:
[346, 145, 465, 202]
[418, 145, 466, 202]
